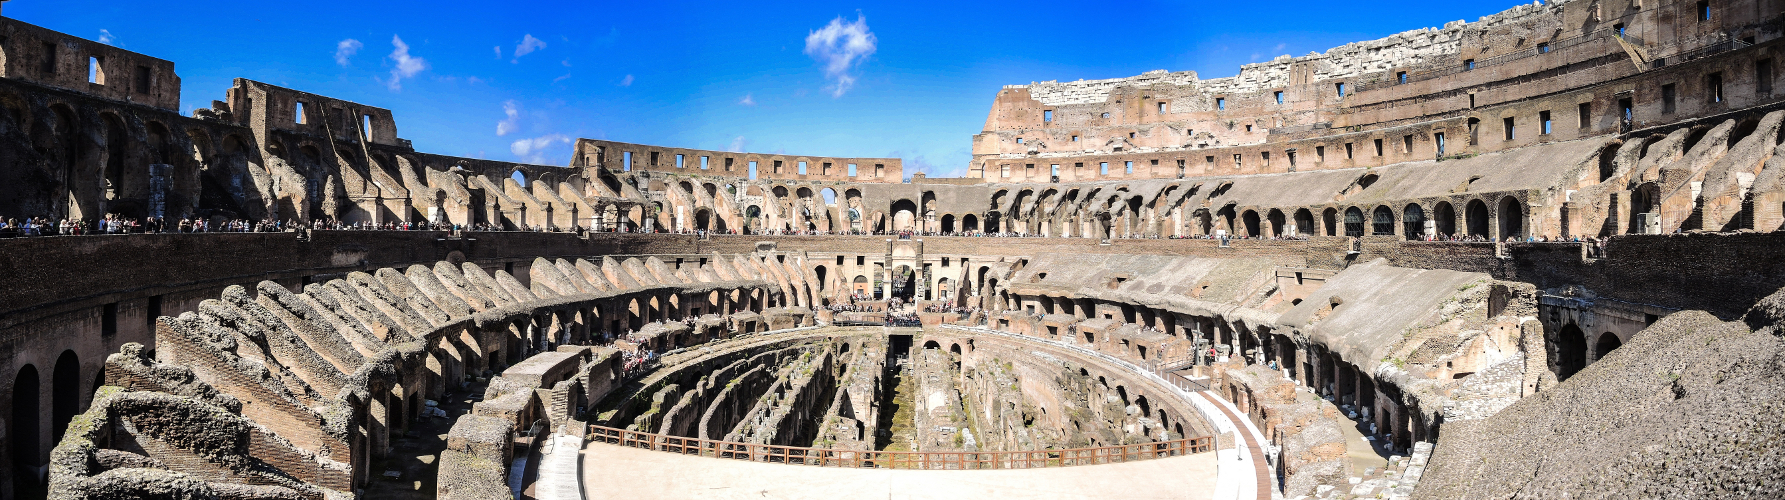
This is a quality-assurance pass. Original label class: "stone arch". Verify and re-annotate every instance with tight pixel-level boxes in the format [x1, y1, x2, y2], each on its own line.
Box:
[1595, 332, 1622, 360]
[1240, 209, 1261, 237]
[51, 350, 81, 444]
[1266, 209, 1286, 237]
[1343, 207, 1365, 236]
[940, 213, 956, 233]
[962, 213, 979, 233]
[1402, 204, 1426, 239]
[1322, 207, 1338, 236]
[1433, 202, 1457, 237]
[11, 364, 42, 493]
[1498, 196, 1524, 240]
[1372, 205, 1395, 236]
[1465, 199, 1491, 237]
[1556, 323, 1588, 381]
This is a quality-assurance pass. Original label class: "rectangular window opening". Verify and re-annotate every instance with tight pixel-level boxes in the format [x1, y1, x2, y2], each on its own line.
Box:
[675, 154, 685, 168]
[1233, 154, 1243, 169]
[1335, 82, 1346, 97]
[88, 56, 103, 85]
[1697, 1, 1710, 21]
[650, 151, 660, 165]
[1397, 71, 1408, 84]
[1099, 162, 1109, 175]
[875, 164, 884, 177]
[1435, 133, 1447, 155]
[1403, 134, 1414, 153]
[1504, 117, 1516, 140]
[294, 101, 306, 124]
[748, 160, 758, 179]
[1464, 59, 1476, 71]
[1578, 102, 1593, 128]
[1158, 101, 1167, 114]
[1662, 83, 1677, 113]
[1758, 59, 1774, 94]
[133, 65, 151, 93]
[1072, 135, 1079, 142]
[1538, 42, 1551, 54]
[40, 41, 57, 75]
[1043, 110, 1053, 122]
[1260, 152, 1271, 167]
[848, 163, 858, 176]
[1216, 97, 1226, 110]
[1709, 72, 1724, 103]
[725, 157, 735, 171]
[797, 161, 808, 175]
[1345, 143, 1354, 159]
[701, 156, 710, 170]
[1124, 160, 1134, 174]
[1541, 110, 1553, 134]
[822, 162, 831, 175]
[772, 160, 783, 174]
[624, 151, 634, 171]
[1274, 91, 1284, 104]
[1373, 138, 1384, 156]
[1316, 145, 1326, 161]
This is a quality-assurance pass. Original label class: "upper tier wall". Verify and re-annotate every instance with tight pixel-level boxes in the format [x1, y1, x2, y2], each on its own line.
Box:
[574, 139, 904, 183]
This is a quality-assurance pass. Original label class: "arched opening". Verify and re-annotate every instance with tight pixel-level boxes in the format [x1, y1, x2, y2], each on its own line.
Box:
[1343, 207, 1365, 236]
[1595, 333, 1622, 360]
[1433, 202, 1457, 237]
[1402, 204, 1426, 240]
[1293, 209, 1314, 236]
[1465, 200, 1490, 237]
[1240, 210, 1261, 237]
[923, 340, 941, 350]
[1498, 196, 1524, 240]
[941, 214, 956, 234]
[1371, 206, 1395, 235]
[1322, 208, 1338, 236]
[890, 199, 918, 232]
[1630, 183, 1659, 233]
[11, 365, 42, 496]
[1556, 323, 1588, 381]
[1266, 209, 1286, 237]
[102, 114, 128, 203]
[52, 351, 80, 443]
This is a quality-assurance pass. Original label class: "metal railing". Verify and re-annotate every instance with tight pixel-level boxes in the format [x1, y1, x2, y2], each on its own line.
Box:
[587, 424, 1212, 470]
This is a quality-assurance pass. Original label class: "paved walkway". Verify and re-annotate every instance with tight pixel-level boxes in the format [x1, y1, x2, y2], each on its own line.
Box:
[533, 433, 585, 500]
[580, 441, 1218, 500]
[1195, 392, 1273, 500]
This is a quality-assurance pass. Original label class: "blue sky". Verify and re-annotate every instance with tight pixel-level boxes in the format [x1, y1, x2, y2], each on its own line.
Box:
[11, 0, 1526, 177]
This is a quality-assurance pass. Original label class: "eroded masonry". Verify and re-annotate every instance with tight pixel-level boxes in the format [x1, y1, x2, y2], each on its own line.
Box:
[2, 0, 1785, 499]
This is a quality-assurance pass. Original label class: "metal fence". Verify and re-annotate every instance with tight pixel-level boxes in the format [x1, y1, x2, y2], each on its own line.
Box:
[587, 424, 1213, 470]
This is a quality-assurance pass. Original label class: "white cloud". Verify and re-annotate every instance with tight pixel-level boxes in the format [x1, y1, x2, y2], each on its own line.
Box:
[728, 136, 746, 153]
[496, 100, 521, 136]
[335, 39, 363, 66]
[619, 74, 634, 87]
[97, 29, 117, 45]
[1273, 42, 1287, 52]
[493, 46, 502, 59]
[385, 35, 427, 91]
[513, 34, 547, 62]
[738, 94, 756, 106]
[511, 134, 571, 164]
[803, 15, 876, 98]
[553, 73, 572, 83]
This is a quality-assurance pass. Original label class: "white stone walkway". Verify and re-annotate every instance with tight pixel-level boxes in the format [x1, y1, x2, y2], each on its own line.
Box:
[534, 433, 585, 500]
[580, 441, 1218, 500]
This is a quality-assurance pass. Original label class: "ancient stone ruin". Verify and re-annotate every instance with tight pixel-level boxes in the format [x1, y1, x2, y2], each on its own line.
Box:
[1, 0, 1783, 499]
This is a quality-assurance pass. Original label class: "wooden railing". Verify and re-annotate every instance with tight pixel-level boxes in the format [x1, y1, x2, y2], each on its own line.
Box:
[587, 424, 1213, 470]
